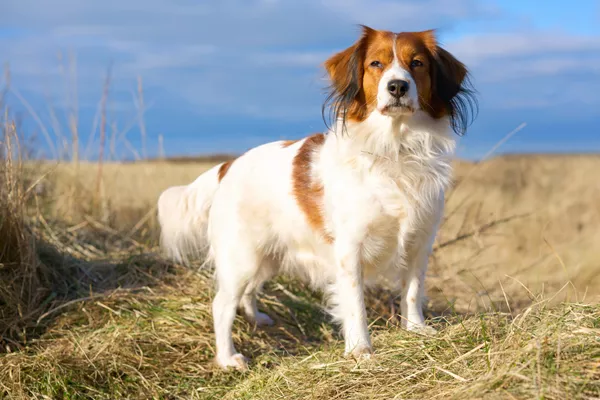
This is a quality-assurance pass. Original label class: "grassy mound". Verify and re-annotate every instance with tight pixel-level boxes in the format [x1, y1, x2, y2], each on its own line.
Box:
[228, 303, 599, 400]
[1, 267, 598, 399]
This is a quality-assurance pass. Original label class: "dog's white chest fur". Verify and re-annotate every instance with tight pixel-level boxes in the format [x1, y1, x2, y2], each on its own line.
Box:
[314, 113, 454, 282]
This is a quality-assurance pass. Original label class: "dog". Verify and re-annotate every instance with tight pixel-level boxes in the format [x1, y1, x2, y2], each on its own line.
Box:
[158, 25, 476, 370]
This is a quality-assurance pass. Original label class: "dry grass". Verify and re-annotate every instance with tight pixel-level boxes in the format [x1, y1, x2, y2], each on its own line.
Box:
[1, 267, 598, 399]
[1, 152, 599, 399]
[436, 155, 600, 312]
[24, 154, 600, 306]
[23, 161, 216, 239]
[0, 121, 72, 346]
[226, 303, 600, 400]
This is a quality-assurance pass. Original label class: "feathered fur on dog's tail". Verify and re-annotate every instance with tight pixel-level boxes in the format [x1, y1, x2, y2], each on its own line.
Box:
[157, 163, 222, 265]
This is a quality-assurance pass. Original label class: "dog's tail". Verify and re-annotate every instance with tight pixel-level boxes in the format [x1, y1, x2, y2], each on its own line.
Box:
[157, 163, 224, 265]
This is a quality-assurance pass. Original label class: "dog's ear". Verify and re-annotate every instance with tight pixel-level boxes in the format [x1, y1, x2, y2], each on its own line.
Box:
[433, 46, 468, 107]
[322, 25, 372, 128]
[324, 25, 372, 91]
[419, 30, 476, 135]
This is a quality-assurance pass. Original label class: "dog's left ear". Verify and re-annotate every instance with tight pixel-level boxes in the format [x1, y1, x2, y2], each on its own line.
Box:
[419, 30, 475, 133]
[433, 46, 468, 104]
[419, 30, 467, 109]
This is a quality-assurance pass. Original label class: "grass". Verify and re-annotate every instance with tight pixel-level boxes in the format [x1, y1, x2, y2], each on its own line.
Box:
[2, 269, 599, 399]
[228, 304, 600, 400]
[1, 138, 600, 398]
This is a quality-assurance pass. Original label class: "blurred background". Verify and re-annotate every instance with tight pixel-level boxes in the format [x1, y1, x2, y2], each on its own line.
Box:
[1, 0, 599, 159]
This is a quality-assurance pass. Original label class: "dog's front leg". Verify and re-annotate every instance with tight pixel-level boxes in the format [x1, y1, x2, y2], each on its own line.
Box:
[400, 244, 432, 333]
[400, 195, 443, 335]
[332, 240, 372, 358]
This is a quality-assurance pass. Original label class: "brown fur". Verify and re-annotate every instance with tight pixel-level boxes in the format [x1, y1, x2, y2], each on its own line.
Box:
[217, 160, 235, 182]
[281, 140, 298, 148]
[292, 134, 333, 243]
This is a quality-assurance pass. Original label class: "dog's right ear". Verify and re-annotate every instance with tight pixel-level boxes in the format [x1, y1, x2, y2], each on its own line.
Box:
[322, 25, 372, 127]
[324, 25, 373, 90]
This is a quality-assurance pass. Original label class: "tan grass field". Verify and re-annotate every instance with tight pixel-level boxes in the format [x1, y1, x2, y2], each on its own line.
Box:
[1, 154, 600, 399]
[30, 154, 600, 308]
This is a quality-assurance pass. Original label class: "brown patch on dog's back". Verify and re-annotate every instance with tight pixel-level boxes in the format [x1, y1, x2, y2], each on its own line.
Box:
[281, 140, 298, 148]
[217, 159, 235, 182]
[292, 134, 333, 243]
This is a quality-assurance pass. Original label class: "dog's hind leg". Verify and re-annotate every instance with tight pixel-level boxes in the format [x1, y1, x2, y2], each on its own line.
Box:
[212, 246, 264, 370]
[239, 259, 277, 327]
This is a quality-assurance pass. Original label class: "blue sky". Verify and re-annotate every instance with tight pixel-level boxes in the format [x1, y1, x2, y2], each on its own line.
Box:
[1, 0, 599, 160]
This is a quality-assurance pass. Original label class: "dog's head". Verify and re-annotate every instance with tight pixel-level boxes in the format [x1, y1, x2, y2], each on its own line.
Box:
[323, 26, 477, 135]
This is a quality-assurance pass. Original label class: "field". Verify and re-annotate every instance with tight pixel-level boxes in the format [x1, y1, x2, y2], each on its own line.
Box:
[1, 154, 600, 399]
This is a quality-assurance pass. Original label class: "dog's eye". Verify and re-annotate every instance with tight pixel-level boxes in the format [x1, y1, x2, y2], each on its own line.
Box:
[410, 59, 424, 68]
[370, 60, 383, 68]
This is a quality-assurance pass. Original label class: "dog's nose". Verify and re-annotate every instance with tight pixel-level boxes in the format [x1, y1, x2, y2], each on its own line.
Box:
[387, 80, 409, 98]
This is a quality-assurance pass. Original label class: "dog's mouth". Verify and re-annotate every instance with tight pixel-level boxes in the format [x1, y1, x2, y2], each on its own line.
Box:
[380, 101, 415, 116]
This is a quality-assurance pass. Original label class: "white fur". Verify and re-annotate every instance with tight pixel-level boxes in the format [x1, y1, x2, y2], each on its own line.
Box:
[157, 163, 221, 265]
[158, 70, 457, 370]
[376, 34, 418, 115]
[158, 113, 455, 369]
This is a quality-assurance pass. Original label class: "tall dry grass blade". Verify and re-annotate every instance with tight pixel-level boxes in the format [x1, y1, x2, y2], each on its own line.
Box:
[505, 275, 536, 301]
[46, 100, 68, 160]
[137, 75, 148, 160]
[0, 111, 45, 344]
[68, 50, 79, 166]
[123, 138, 141, 160]
[434, 212, 531, 250]
[8, 87, 58, 159]
[82, 90, 103, 161]
[110, 120, 118, 160]
[543, 237, 575, 301]
[476, 123, 527, 163]
[158, 134, 165, 160]
[499, 279, 513, 316]
[125, 204, 157, 241]
[0, 62, 9, 110]
[95, 64, 113, 205]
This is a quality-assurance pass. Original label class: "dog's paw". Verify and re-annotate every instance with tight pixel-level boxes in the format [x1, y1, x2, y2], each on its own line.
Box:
[216, 353, 249, 371]
[253, 312, 274, 327]
[406, 324, 438, 336]
[345, 344, 374, 360]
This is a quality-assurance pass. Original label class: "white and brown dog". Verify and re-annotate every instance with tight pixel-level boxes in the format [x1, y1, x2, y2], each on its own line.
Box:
[158, 25, 476, 370]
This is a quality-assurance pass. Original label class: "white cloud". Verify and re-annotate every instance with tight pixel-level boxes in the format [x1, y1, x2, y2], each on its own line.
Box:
[121, 45, 218, 72]
[1, 0, 599, 124]
[447, 32, 600, 65]
[321, 0, 500, 31]
[248, 51, 332, 68]
[2, 0, 503, 119]
[440, 30, 600, 111]
[476, 57, 600, 83]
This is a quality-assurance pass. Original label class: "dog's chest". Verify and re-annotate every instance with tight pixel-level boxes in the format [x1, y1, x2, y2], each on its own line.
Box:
[361, 155, 449, 252]
[369, 154, 449, 213]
